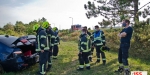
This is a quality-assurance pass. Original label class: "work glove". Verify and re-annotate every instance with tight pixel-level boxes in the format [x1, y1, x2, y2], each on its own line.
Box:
[102, 42, 106, 46]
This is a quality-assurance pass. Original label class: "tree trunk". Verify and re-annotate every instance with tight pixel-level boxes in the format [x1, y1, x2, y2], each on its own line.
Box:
[133, 0, 140, 42]
[133, 0, 139, 24]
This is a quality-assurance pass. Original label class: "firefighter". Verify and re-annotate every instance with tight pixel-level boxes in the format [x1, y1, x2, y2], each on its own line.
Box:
[93, 25, 106, 65]
[77, 28, 91, 70]
[52, 27, 60, 59]
[41, 21, 55, 71]
[82, 26, 93, 62]
[33, 24, 49, 75]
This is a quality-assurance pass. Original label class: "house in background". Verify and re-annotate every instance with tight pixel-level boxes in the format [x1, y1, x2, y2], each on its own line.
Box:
[71, 24, 82, 31]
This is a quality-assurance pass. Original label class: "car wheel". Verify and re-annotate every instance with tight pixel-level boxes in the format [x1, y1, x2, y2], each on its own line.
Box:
[0, 64, 4, 73]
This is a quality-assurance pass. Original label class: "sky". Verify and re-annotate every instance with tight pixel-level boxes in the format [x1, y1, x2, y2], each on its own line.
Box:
[0, 0, 149, 29]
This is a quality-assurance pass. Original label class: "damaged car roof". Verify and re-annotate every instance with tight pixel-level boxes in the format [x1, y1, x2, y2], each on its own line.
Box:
[0, 35, 36, 47]
[0, 35, 18, 47]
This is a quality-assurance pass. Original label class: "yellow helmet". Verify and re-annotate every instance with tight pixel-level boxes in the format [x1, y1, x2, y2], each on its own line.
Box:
[42, 21, 51, 29]
[33, 24, 40, 31]
[53, 27, 58, 31]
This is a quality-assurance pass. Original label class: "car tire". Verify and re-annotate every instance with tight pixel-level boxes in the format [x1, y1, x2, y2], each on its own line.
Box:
[0, 64, 4, 73]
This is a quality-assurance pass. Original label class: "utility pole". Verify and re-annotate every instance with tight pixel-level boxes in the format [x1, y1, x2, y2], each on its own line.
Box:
[69, 17, 73, 32]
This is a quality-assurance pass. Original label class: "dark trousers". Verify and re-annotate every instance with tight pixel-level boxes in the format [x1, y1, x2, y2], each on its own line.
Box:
[39, 51, 49, 74]
[53, 45, 59, 56]
[47, 46, 53, 65]
[91, 47, 94, 55]
[78, 52, 90, 68]
[96, 45, 106, 63]
[118, 43, 130, 66]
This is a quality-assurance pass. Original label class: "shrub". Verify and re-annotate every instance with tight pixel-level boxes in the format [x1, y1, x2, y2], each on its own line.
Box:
[59, 26, 150, 60]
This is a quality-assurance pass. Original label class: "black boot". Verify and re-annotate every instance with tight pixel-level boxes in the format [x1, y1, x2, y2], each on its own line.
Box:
[86, 66, 90, 70]
[114, 66, 124, 73]
[76, 67, 84, 71]
[46, 65, 52, 72]
[103, 60, 106, 65]
[36, 71, 46, 75]
[39, 74, 46, 75]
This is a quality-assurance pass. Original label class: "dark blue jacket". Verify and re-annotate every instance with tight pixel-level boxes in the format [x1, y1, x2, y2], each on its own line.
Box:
[79, 34, 91, 52]
[54, 31, 60, 45]
[46, 29, 55, 47]
[120, 26, 133, 43]
[35, 27, 49, 51]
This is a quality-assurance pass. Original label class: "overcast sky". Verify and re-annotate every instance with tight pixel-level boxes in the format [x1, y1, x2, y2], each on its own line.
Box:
[0, 0, 149, 29]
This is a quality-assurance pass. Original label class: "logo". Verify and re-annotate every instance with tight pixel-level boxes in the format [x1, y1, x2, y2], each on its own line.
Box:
[131, 71, 147, 75]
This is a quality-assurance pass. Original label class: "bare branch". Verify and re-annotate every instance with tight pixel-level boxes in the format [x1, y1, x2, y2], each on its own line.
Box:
[138, 2, 150, 10]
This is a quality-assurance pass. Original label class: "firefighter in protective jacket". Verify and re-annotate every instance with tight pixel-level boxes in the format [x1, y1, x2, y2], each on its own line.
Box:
[79, 26, 93, 62]
[77, 28, 91, 71]
[33, 24, 49, 75]
[41, 21, 55, 71]
[93, 25, 106, 65]
[52, 27, 60, 59]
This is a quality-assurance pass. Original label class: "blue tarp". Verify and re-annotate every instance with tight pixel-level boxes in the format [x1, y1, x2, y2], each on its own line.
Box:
[0, 42, 14, 61]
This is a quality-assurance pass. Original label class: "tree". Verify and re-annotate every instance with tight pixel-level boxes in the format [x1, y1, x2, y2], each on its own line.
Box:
[3, 22, 14, 31]
[15, 21, 24, 26]
[0, 30, 4, 35]
[25, 20, 38, 35]
[41, 17, 47, 22]
[14, 21, 26, 33]
[38, 17, 47, 25]
[88, 27, 91, 30]
[98, 19, 111, 28]
[0, 28, 3, 31]
[84, 0, 150, 26]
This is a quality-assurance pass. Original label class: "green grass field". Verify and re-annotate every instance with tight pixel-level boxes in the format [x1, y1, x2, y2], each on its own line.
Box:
[2, 41, 150, 75]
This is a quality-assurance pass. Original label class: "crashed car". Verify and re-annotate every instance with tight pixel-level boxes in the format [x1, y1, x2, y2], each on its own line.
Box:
[0, 35, 38, 73]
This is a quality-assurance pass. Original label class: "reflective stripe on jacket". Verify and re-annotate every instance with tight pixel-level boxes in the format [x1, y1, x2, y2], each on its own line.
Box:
[54, 32, 60, 45]
[79, 34, 91, 52]
[46, 29, 55, 47]
[93, 30, 105, 46]
[36, 27, 49, 51]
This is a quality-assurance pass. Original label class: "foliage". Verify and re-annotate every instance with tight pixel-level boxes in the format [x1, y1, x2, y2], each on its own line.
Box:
[98, 19, 112, 28]
[84, 0, 150, 27]
[0, 30, 4, 35]
[88, 27, 91, 30]
[3, 23, 14, 31]
[59, 22, 150, 61]
[0, 17, 47, 36]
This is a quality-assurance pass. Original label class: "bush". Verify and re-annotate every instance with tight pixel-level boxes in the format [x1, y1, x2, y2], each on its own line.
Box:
[0, 30, 4, 35]
[70, 31, 80, 37]
[59, 26, 150, 60]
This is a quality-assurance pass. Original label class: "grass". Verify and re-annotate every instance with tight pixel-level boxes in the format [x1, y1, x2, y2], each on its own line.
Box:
[2, 41, 150, 75]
